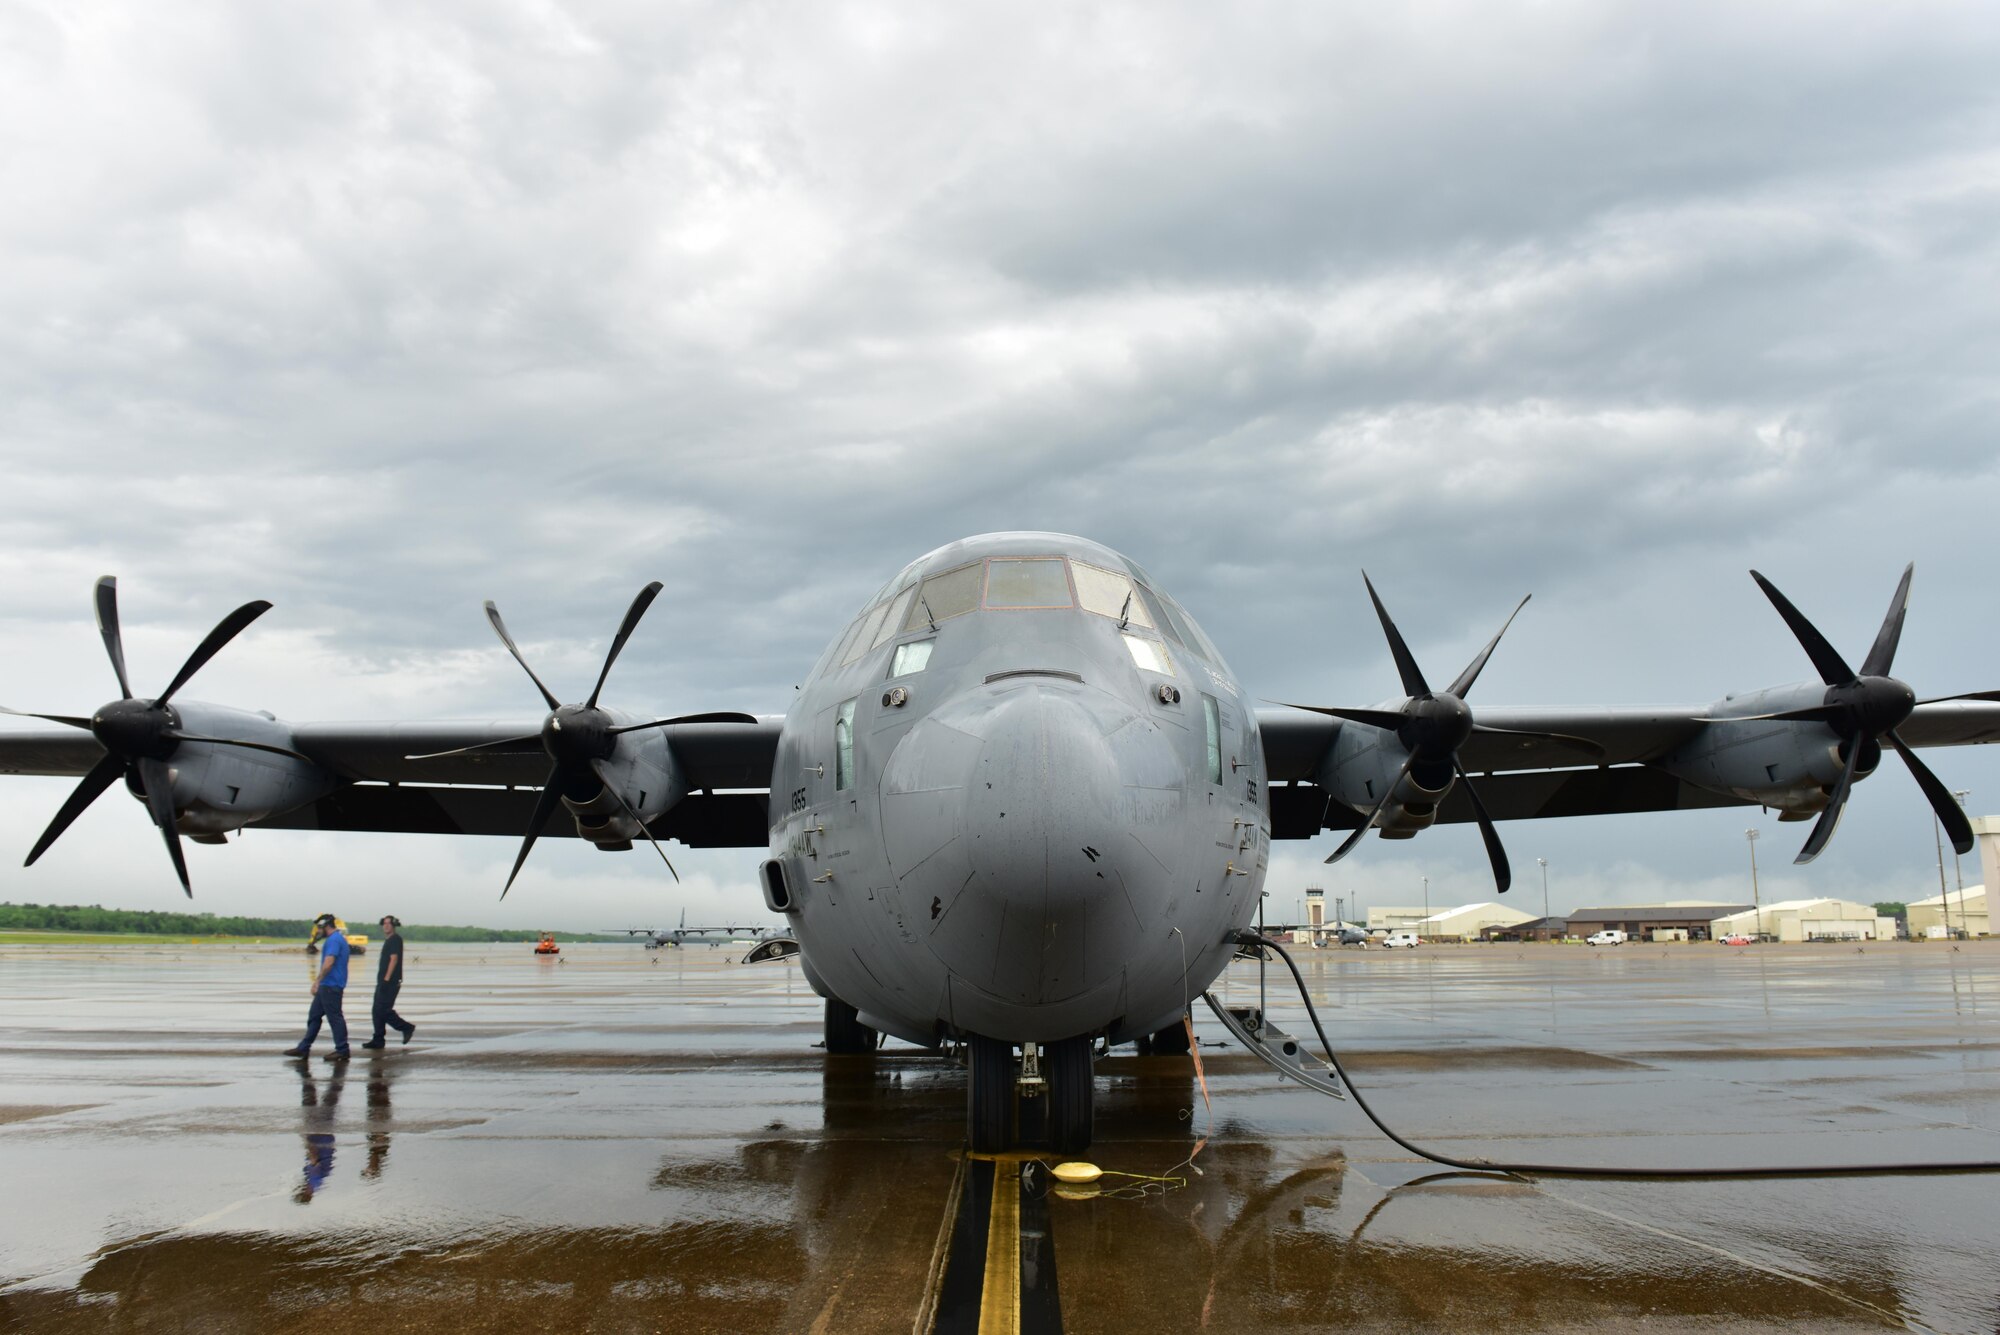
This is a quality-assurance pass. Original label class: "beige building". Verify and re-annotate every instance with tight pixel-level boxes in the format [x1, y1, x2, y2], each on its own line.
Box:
[1366, 906, 1431, 934]
[1709, 897, 1888, 942]
[1907, 884, 1988, 937]
[1411, 901, 1537, 941]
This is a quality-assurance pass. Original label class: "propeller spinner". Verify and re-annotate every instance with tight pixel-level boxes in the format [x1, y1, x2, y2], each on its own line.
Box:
[7, 577, 282, 896]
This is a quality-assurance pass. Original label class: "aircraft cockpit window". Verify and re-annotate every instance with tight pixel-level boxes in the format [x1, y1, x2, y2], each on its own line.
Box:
[890, 639, 934, 677]
[1136, 587, 1181, 645]
[1072, 562, 1155, 628]
[842, 601, 892, 666]
[871, 588, 917, 649]
[835, 698, 856, 790]
[903, 562, 982, 631]
[1122, 632, 1173, 675]
[984, 557, 1073, 609]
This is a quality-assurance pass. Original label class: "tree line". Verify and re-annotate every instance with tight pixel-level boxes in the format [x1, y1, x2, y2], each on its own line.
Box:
[0, 902, 618, 942]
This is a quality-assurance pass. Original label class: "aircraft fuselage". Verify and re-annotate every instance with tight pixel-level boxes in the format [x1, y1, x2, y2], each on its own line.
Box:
[768, 533, 1270, 1048]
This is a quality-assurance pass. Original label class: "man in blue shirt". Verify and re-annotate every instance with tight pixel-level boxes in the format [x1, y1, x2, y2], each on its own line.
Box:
[285, 913, 352, 1061]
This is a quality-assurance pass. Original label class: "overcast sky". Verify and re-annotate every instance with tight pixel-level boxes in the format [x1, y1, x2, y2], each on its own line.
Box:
[2, 2, 1998, 930]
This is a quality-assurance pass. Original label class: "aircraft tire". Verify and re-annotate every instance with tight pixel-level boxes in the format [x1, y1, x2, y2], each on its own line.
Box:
[1046, 1034, 1094, 1154]
[1146, 1020, 1191, 1057]
[824, 998, 876, 1054]
[966, 1034, 1014, 1153]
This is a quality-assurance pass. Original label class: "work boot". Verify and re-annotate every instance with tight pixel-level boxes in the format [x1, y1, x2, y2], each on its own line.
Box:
[360, 1039, 386, 1050]
[327, 1049, 350, 1062]
[283, 1046, 309, 1057]
[401, 1024, 416, 1046]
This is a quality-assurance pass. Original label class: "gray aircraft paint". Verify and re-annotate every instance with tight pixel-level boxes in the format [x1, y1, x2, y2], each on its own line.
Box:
[768, 532, 1268, 1048]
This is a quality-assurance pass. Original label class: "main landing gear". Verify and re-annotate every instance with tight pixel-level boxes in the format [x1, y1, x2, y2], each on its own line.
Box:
[824, 998, 877, 1053]
[965, 1032, 1096, 1154]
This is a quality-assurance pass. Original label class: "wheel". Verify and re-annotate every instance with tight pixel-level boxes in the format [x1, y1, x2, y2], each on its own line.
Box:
[1145, 1019, 1190, 1057]
[1045, 1034, 1094, 1154]
[966, 1034, 1014, 1153]
[824, 998, 876, 1054]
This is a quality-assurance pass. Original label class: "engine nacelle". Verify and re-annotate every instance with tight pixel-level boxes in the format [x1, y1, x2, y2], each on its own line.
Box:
[1314, 714, 1455, 837]
[1656, 683, 1878, 815]
[132, 702, 337, 836]
[561, 723, 688, 848]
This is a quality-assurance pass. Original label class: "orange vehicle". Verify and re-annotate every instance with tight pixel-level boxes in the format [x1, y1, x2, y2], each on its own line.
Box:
[534, 932, 560, 955]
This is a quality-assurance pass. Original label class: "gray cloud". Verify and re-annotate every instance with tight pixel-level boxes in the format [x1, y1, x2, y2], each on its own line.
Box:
[2, 1, 1997, 926]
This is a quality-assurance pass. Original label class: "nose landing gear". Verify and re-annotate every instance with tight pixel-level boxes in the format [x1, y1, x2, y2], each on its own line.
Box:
[964, 1032, 1096, 1153]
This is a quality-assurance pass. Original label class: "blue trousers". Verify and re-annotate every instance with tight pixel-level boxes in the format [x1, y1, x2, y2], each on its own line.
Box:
[371, 982, 412, 1043]
[300, 985, 348, 1052]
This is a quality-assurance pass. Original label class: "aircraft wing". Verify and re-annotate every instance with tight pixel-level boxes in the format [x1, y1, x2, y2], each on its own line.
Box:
[1256, 701, 2000, 841]
[0, 716, 784, 849]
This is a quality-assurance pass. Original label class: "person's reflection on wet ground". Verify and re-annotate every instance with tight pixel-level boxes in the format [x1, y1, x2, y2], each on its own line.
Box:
[363, 1061, 393, 1181]
[293, 1057, 346, 1205]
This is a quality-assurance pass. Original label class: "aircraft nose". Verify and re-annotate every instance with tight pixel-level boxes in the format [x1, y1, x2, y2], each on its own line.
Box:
[904, 682, 1180, 1011]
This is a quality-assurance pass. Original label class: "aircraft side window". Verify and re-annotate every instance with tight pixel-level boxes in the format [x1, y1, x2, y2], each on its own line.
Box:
[842, 601, 892, 666]
[890, 639, 935, 677]
[1072, 561, 1155, 627]
[1136, 586, 1181, 644]
[829, 614, 870, 668]
[1122, 632, 1173, 675]
[904, 562, 982, 630]
[984, 557, 1073, 609]
[872, 588, 917, 649]
[1202, 694, 1222, 784]
[834, 698, 856, 791]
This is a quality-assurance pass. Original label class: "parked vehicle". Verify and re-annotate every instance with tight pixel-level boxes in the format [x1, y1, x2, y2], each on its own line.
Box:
[1586, 929, 1627, 946]
[1381, 931, 1421, 949]
[1720, 933, 1753, 946]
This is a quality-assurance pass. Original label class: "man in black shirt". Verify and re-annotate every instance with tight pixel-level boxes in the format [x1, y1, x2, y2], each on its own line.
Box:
[360, 915, 416, 1050]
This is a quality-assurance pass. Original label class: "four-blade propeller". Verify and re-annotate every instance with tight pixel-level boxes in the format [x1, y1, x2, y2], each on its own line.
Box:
[7, 577, 281, 896]
[1286, 574, 1541, 893]
[1744, 564, 1978, 864]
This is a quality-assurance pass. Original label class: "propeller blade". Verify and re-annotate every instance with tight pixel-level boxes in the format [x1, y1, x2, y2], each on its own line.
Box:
[590, 758, 678, 882]
[94, 576, 134, 701]
[1361, 573, 1430, 698]
[1916, 689, 2000, 706]
[0, 706, 93, 730]
[1325, 752, 1415, 864]
[135, 757, 191, 897]
[607, 711, 761, 736]
[1263, 703, 1410, 733]
[1704, 706, 1842, 724]
[24, 753, 125, 867]
[1750, 571, 1855, 686]
[1468, 724, 1609, 759]
[501, 767, 566, 900]
[1886, 731, 1974, 856]
[156, 600, 273, 706]
[1794, 738, 1865, 865]
[1445, 595, 1529, 700]
[406, 733, 544, 762]
[484, 601, 562, 712]
[1859, 563, 1915, 680]
[586, 581, 663, 710]
[163, 732, 317, 764]
[1453, 758, 1511, 893]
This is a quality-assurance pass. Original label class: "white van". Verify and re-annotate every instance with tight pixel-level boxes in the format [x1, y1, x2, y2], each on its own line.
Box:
[1381, 931, 1421, 949]
[1586, 929, 1627, 946]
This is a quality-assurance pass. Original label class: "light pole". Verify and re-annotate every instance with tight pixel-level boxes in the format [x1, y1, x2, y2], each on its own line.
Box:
[1537, 857, 1549, 935]
[1933, 808, 1952, 939]
[1421, 875, 1430, 940]
[1745, 828, 1762, 941]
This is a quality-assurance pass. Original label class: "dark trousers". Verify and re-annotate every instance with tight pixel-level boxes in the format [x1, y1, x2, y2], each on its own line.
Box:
[300, 985, 348, 1052]
[371, 982, 412, 1043]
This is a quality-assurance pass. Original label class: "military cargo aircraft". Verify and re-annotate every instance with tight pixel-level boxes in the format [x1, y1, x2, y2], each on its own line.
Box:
[618, 911, 784, 949]
[4, 532, 1998, 1152]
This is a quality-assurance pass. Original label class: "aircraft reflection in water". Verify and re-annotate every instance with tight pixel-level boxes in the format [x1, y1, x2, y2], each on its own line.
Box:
[4, 532, 1999, 1153]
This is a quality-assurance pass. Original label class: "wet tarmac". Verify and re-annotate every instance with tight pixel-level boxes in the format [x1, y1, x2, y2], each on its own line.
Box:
[1, 936, 1997, 1333]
